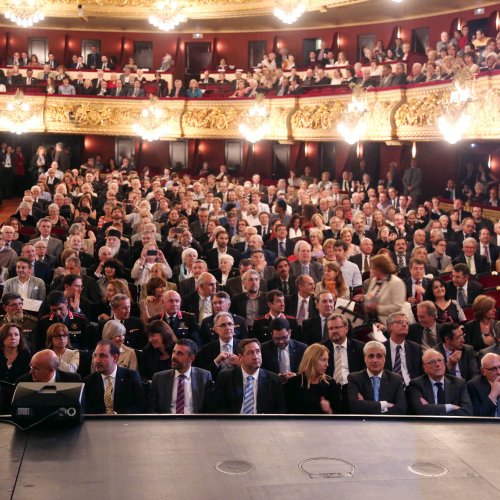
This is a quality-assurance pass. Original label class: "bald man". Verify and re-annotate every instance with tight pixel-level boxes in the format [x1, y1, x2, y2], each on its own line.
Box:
[468, 353, 500, 417]
[16, 349, 81, 383]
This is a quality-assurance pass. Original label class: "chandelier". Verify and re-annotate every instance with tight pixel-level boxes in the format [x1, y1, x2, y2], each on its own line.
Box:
[239, 94, 270, 143]
[274, 0, 306, 25]
[5, 0, 45, 27]
[132, 96, 170, 141]
[149, 0, 186, 32]
[437, 67, 475, 144]
[337, 84, 368, 145]
[0, 89, 37, 134]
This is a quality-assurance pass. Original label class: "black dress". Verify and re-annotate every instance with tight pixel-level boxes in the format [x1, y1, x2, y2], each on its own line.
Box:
[0, 350, 31, 383]
[285, 373, 341, 414]
[139, 345, 172, 381]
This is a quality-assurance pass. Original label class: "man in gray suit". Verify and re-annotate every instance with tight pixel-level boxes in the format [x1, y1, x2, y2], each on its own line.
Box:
[29, 218, 63, 259]
[3, 258, 46, 301]
[149, 339, 213, 414]
[402, 158, 422, 207]
[289, 240, 324, 284]
[427, 238, 453, 274]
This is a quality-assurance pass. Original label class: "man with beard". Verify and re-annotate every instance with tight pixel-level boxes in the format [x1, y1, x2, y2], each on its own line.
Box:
[105, 229, 131, 268]
[0, 293, 38, 351]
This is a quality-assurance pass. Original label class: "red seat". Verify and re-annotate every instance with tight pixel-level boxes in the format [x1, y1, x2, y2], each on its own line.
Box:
[462, 307, 475, 321]
[478, 273, 500, 289]
[19, 225, 37, 236]
[440, 272, 453, 282]
[483, 288, 500, 305]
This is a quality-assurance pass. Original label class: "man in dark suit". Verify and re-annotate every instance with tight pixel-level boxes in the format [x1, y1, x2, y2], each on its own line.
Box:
[199, 70, 215, 84]
[265, 224, 295, 259]
[149, 339, 212, 413]
[407, 301, 443, 350]
[128, 80, 146, 97]
[477, 228, 499, 270]
[209, 338, 286, 414]
[84, 340, 145, 414]
[452, 217, 477, 247]
[467, 353, 500, 417]
[384, 312, 423, 384]
[289, 241, 324, 284]
[182, 272, 218, 326]
[267, 257, 297, 296]
[452, 237, 490, 276]
[168, 79, 188, 98]
[261, 317, 307, 379]
[349, 238, 374, 279]
[347, 341, 407, 414]
[403, 258, 430, 304]
[22, 68, 38, 86]
[406, 349, 473, 415]
[446, 264, 484, 308]
[195, 312, 240, 381]
[301, 291, 335, 345]
[205, 230, 239, 270]
[315, 68, 331, 85]
[286, 274, 318, 326]
[252, 290, 299, 343]
[86, 46, 101, 69]
[16, 349, 81, 383]
[9, 244, 52, 284]
[436, 323, 479, 381]
[199, 292, 247, 345]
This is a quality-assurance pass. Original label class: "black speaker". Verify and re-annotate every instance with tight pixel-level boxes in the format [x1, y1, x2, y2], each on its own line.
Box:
[11, 383, 85, 427]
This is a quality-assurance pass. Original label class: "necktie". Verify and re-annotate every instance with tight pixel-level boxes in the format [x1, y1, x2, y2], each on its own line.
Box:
[279, 241, 286, 257]
[322, 318, 328, 342]
[363, 254, 369, 273]
[397, 254, 404, 271]
[278, 348, 288, 374]
[282, 280, 289, 295]
[297, 299, 307, 326]
[393, 345, 402, 375]
[167, 316, 174, 328]
[496, 397, 500, 417]
[435, 382, 445, 404]
[482, 245, 491, 264]
[302, 265, 309, 275]
[415, 280, 422, 303]
[466, 256, 472, 272]
[371, 376, 381, 402]
[104, 376, 114, 414]
[333, 345, 343, 384]
[175, 374, 185, 414]
[242, 375, 255, 414]
[436, 257, 442, 270]
[457, 287, 467, 308]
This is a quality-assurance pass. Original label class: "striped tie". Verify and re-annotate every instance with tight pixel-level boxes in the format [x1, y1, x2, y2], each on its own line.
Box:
[242, 375, 255, 414]
[333, 345, 343, 384]
[393, 345, 402, 375]
[175, 374, 186, 414]
[104, 376, 114, 414]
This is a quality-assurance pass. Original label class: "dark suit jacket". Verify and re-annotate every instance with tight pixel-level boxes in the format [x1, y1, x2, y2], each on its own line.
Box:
[347, 369, 407, 414]
[265, 238, 295, 258]
[407, 322, 442, 346]
[16, 370, 81, 383]
[267, 276, 297, 296]
[127, 87, 146, 97]
[406, 374, 473, 415]
[289, 260, 324, 283]
[452, 253, 490, 276]
[168, 87, 188, 98]
[148, 367, 213, 413]
[436, 343, 479, 381]
[404, 277, 431, 299]
[467, 374, 498, 417]
[446, 279, 484, 306]
[322, 338, 366, 378]
[205, 247, 240, 270]
[463, 319, 491, 352]
[252, 314, 300, 343]
[84, 367, 145, 414]
[383, 340, 423, 380]
[476, 244, 499, 270]
[209, 367, 286, 413]
[229, 292, 268, 321]
[260, 338, 307, 374]
[193, 340, 240, 380]
[199, 314, 247, 344]
[285, 294, 318, 324]
[178, 277, 197, 296]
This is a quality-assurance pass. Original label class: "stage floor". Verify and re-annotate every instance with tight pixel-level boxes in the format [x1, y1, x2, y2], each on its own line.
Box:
[2, 417, 499, 500]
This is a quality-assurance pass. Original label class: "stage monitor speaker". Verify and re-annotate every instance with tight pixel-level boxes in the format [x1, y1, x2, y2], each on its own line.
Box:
[11, 383, 85, 427]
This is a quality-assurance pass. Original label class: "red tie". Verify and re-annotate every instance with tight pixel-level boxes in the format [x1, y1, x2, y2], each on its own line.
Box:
[415, 280, 422, 303]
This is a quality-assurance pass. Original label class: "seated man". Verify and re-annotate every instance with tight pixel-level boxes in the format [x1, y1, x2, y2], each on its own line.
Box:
[467, 353, 500, 417]
[452, 237, 490, 276]
[149, 339, 213, 413]
[347, 341, 407, 415]
[407, 301, 442, 349]
[436, 323, 479, 381]
[209, 338, 286, 414]
[289, 240, 324, 284]
[17, 349, 81, 383]
[406, 349, 473, 415]
[261, 317, 307, 381]
[446, 263, 484, 308]
[3, 257, 46, 301]
[0, 293, 38, 351]
[84, 340, 145, 414]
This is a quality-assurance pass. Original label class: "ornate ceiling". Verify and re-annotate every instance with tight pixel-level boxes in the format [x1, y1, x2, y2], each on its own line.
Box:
[0, 0, 497, 32]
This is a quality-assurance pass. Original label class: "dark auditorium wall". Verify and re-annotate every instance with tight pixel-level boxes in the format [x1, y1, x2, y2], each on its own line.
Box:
[2, 5, 498, 75]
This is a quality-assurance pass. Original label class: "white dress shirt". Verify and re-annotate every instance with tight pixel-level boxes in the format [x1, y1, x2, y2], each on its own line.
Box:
[389, 339, 410, 385]
[241, 368, 259, 413]
[170, 368, 194, 414]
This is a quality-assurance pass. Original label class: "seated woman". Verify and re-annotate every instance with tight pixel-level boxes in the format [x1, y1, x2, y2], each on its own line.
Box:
[229, 79, 247, 98]
[423, 277, 466, 324]
[45, 77, 57, 94]
[463, 295, 498, 351]
[340, 227, 360, 258]
[4, 217, 27, 244]
[80, 79, 95, 96]
[314, 262, 350, 300]
[320, 238, 337, 266]
[100, 320, 138, 371]
[172, 248, 198, 284]
[288, 214, 304, 239]
[96, 258, 125, 301]
[131, 243, 170, 287]
[46, 323, 79, 373]
[140, 276, 168, 324]
[139, 320, 177, 382]
[213, 253, 237, 287]
[0, 323, 31, 384]
[97, 278, 138, 320]
[187, 79, 203, 98]
[285, 343, 341, 414]
[309, 228, 325, 259]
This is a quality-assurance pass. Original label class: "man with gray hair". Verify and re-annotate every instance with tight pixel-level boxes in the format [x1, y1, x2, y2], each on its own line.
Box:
[183, 272, 218, 324]
[347, 340, 407, 414]
[453, 237, 489, 276]
[0, 232, 18, 270]
[468, 353, 500, 417]
[230, 269, 267, 331]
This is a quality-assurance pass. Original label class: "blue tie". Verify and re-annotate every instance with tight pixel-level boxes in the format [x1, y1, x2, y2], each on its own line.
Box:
[371, 376, 381, 402]
[242, 375, 255, 414]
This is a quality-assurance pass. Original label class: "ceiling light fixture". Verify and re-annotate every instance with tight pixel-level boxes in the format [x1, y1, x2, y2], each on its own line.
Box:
[149, 0, 186, 32]
[239, 94, 270, 143]
[274, 0, 306, 25]
[337, 84, 368, 145]
[5, 0, 45, 28]
[132, 96, 170, 141]
[0, 89, 37, 134]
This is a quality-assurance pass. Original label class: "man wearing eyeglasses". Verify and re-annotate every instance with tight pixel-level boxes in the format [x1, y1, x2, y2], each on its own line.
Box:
[435, 323, 479, 381]
[0, 293, 38, 351]
[16, 349, 81, 384]
[383, 312, 423, 385]
[407, 349, 472, 415]
[467, 353, 500, 417]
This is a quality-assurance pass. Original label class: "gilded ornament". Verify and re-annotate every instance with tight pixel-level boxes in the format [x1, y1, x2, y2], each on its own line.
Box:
[182, 107, 238, 129]
[291, 103, 344, 129]
[394, 92, 445, 127]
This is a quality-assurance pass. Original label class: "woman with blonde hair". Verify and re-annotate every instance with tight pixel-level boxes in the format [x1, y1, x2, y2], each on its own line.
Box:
[340, 227, 360, 258]
[46, 323, 79, 373]
[99, 320, 138, 371]
[308, 228, 325, 259]
[464, 295, 498, 351]
[315, 261, 349, 300]
[285, 343, 340, 414]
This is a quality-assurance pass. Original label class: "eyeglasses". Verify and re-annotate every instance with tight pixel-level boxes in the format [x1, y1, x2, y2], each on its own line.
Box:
[483, 365, 500, 372]
[424, 359, 445, 366]
[53, 334, 69, 339]
[391, 320, 409, 325]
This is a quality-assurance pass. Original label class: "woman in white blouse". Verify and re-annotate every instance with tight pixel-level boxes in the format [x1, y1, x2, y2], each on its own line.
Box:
[46, 323, 79, 373]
